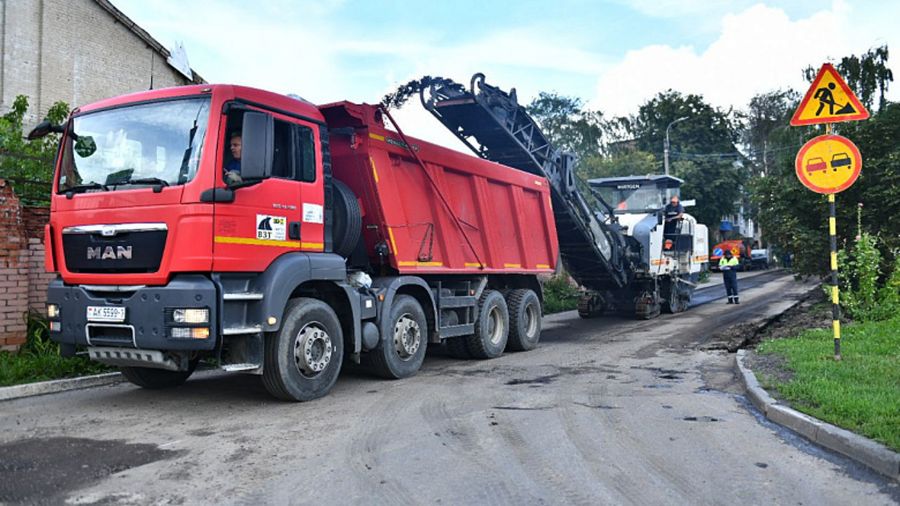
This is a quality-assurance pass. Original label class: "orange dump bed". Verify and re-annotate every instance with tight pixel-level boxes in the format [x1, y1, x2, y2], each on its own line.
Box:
[321, 102, 558, 275]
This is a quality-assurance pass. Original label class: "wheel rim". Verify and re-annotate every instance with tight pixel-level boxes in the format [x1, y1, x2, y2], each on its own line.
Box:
[524, 302, 539, 337]
[293, 322, 333, 377]
[487, 306, 505, 345]
[393, 314, 421, 360]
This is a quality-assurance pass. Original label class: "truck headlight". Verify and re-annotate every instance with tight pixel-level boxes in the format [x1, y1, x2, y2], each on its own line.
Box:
[172, 308, 209, 324]
[47, 304, 60, 318]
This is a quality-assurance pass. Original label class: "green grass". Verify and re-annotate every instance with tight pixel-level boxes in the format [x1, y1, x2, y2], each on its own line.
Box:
[0, 350, 110, 387]
[757, 316, 900, 451]
[0, 312, 110, 387]
[542, 275, 580, 314]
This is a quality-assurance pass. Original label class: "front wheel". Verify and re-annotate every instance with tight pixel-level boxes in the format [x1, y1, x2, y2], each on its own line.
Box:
[262, 297, 343, 402]
[367, 295, 428, 379]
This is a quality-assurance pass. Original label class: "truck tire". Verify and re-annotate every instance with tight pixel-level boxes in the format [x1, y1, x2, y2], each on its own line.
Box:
[466, 290, 509, 359]
[332, 179, 362, 258]
[506, 289, 541, 351]
[367, 295, 428, 379]
[262, 297, 343, 402]
[121, 360, 198, 389]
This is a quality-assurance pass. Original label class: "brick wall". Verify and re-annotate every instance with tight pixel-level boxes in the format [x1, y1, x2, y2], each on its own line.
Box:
[0, 179, 50, 351]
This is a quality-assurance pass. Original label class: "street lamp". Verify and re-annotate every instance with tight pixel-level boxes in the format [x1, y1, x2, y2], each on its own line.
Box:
[664, 116, 689, 176]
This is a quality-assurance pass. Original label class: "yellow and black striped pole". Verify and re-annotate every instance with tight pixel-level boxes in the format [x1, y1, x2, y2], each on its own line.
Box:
[828, 193, 841, 361]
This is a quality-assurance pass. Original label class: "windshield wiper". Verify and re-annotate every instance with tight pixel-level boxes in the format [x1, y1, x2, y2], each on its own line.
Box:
[63, 182, 108, 198]
[120, 177, 170, 193]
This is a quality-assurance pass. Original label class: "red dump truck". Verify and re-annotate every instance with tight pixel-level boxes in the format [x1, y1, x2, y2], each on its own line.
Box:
[35, 85, 557, 401]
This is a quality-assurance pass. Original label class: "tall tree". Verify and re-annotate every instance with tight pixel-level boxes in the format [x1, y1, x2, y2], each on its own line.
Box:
[626, 90, 745, 228]
[740, 89, 801, 176]
[526, 92, 604, 162]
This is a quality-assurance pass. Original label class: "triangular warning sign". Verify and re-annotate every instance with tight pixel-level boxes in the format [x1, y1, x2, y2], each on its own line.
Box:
[791, 63, 870, 126]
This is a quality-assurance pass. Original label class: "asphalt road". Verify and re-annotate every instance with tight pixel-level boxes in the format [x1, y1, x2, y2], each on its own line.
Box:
[1, 272, 897, 505]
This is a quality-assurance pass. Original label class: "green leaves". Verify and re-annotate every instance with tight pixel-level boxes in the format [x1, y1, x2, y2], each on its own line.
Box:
[0, 95, 69, 205]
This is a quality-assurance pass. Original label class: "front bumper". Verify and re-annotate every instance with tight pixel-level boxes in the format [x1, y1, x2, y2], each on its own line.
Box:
[47, 274, 218, 352]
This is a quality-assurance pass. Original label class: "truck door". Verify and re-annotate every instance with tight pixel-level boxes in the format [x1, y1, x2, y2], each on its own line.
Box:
[212, 108, 325, 272]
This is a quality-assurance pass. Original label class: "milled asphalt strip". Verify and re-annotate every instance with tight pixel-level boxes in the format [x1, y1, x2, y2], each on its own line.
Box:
[0, 372, 124, 402]
[736, 349, 900, 481]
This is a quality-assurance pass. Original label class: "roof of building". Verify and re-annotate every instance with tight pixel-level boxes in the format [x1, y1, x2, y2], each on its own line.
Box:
[93, 0, 205, 84]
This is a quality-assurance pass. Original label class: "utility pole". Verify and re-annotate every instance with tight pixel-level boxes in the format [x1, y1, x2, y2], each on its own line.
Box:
[664, 116, 689, 176]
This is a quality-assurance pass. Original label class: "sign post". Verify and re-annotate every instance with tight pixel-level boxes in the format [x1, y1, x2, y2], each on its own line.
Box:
[791, 64, 869, 361]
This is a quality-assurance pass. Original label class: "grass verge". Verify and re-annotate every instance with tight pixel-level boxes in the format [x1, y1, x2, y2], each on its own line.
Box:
[756, 316, 900, 452]
[0, 312, 110, 388]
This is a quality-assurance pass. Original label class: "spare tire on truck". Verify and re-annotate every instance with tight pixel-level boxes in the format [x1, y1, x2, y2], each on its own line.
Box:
[332, 180, 362, 258]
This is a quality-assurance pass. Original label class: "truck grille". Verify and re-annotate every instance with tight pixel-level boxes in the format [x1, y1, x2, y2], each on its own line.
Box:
[62, 223, 167, 274]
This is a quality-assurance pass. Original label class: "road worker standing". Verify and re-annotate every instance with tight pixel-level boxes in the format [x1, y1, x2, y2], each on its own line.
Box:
[719, 249, 740, 304]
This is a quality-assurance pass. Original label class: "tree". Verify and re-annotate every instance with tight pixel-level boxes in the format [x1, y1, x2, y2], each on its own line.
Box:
[626, 90, 745, 228]
[740, 89, 801, 176]
[525, 92, 604, 162]
[0, 95, 69, 204]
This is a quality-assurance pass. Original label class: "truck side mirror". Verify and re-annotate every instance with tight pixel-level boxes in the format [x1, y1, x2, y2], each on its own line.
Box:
[27, 120, 65, 140]
[239, 112, 274, 181]
[657, 212, 664, 226]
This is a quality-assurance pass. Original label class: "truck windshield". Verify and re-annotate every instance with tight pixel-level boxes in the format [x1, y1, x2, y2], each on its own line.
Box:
[595, 185, 666, 213]
[58, 97, 211, 193]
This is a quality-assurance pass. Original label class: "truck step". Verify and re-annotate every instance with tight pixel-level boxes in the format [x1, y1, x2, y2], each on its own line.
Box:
[439, 323, 476, 338]
[223, 292, 264, 301]
[222, 326, 263, 336]
[220, 363, 261, 372]
[438, 295, 477, 309]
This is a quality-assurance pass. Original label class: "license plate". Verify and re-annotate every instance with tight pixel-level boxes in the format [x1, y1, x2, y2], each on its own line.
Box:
[86, 306, 126, 322]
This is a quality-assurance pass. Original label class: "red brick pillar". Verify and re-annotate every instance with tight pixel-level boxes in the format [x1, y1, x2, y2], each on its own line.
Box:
[0, 179, 29, 351]
[24, 206, 53, 314]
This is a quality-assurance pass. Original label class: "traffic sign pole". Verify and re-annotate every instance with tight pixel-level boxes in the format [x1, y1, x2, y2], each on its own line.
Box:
[828, 192, 842, 361]
[825, 123, 842, 361]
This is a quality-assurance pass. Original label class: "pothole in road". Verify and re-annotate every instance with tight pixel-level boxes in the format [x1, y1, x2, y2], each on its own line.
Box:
[682, 416, 723, 422]
[0, 437, 179, 504]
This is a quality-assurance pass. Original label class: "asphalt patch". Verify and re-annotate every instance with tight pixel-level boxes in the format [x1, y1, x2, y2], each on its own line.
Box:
[0, 436, 177, 504]
[682, 416, 722, 422]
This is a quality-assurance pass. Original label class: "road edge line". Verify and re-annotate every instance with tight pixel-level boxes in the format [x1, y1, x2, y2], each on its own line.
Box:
[735, 349, 900, 481]
[0, 372, 124, 402]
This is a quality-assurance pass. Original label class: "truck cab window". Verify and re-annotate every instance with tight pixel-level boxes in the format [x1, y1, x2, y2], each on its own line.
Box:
[272, 119, 293, 179]
[296, 125, 316, 183]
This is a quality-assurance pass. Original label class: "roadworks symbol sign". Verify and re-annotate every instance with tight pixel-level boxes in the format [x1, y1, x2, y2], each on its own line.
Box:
[794, 134, 862, 194]
[790, 63, 869, 126]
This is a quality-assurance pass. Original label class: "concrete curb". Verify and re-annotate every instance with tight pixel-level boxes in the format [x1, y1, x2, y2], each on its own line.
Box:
[736, 349, 900, 481]
[0, 372, 124, 402]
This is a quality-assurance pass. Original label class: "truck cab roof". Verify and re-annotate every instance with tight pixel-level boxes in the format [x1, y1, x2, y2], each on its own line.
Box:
[588, 174, 684, 189]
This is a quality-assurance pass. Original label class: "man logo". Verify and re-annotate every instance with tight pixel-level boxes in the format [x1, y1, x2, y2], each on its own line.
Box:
[87, 246, 133, 260]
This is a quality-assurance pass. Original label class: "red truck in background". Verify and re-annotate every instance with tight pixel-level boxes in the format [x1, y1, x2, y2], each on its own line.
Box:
[36, 84, 556, 401]
[709, 239, 752, 271]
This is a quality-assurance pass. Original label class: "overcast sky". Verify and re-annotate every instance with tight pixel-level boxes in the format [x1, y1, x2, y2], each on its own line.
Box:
[115, 0, 898, 149]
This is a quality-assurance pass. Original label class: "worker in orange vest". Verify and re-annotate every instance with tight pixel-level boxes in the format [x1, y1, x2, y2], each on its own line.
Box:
[719, 249, 740, 304]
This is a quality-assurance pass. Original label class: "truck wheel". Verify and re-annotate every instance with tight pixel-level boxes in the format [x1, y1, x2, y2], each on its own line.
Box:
[121, 360, 198, 389]
[262, 297, 343, 402]
[332, 180, 362, 258]
[506, 289, 541, 351]
[466, 290, 509, 359]
[368, 295, 428, 379]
